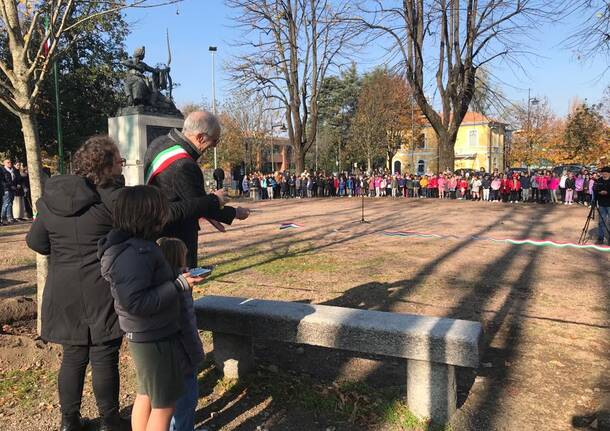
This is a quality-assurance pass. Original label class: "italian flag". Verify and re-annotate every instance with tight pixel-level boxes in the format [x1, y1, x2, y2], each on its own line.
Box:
[145, 145, 191, 184]
[43, 15, 51, 57]
[279, 222, 302, 230]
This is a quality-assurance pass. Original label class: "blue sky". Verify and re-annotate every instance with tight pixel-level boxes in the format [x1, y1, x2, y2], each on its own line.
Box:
[124, 0, 609, 117]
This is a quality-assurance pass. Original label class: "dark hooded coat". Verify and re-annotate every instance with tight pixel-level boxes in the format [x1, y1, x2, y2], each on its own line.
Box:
[98, 229, 180, 343]
[26, 175, 123, 345]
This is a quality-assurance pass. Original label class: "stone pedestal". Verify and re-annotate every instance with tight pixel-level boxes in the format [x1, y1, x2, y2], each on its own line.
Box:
[212, 332, 253, 379]
[407, 359, 456, 423]
[108, 114, 184, 186]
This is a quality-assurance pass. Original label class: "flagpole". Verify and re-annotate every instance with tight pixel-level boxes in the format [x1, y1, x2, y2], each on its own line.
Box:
[47, 9, 64, 175]
[53, 61, 64, 174]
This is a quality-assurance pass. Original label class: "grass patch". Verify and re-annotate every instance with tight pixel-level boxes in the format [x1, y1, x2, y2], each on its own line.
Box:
[199, 245, 338, 279]
[0, 254, 36, 267]
[198, 364, 450, 430]
[199, 330, 213, 344]
[383, 400, 452, 431]
[199, 247, 264, 280]
[0, 369, 56, 409]
[255, 253, 338, 274]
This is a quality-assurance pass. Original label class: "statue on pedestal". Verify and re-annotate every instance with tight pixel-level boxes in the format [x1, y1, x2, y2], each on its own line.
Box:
[118, 46, 182, 117]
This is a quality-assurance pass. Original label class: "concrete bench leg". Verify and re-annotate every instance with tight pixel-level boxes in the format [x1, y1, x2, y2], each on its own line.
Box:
[212, 332, 253, 379]
[407, 359, 456, 424]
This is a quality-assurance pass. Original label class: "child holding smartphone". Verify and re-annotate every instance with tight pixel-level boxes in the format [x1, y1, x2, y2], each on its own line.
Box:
[157, 237, 208, 431]
[99, 186, 200, 431]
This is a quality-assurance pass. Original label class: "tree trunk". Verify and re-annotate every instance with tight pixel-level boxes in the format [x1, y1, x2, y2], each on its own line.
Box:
[293, 144, 305, 174]
[280, 146, 288, 171]
[19, 112, 48, 335]
[437, 132, 455, 173]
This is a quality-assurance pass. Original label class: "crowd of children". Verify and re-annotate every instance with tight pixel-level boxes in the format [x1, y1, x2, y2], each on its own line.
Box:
[239, 168, 601, 206]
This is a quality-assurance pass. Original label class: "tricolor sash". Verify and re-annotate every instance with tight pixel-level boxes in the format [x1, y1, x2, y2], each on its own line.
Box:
[145, 143, 227, 233]
[145, 145, 191, 184]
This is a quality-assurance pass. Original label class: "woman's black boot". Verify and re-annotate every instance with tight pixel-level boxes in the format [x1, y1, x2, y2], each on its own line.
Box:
[99, 414, 131, 431]
[60, 413, 84, 431]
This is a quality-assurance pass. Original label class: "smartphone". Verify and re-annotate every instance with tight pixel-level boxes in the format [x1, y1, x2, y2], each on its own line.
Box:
[188, 266, 213, 277]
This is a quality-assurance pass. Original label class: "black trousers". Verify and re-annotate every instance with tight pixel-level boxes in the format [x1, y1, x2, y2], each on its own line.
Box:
[59, 338, 122, 419]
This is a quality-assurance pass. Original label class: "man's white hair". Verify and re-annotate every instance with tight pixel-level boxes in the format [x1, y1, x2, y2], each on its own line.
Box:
[182, 111, 221, 138]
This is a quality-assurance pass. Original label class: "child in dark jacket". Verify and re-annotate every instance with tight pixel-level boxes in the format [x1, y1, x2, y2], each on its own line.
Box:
[157, 237, 207, 431]
[98, 186, 200, 431]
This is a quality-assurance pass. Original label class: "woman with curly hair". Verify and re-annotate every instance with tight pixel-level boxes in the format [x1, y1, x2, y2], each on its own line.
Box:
[26, 135, 127, 431]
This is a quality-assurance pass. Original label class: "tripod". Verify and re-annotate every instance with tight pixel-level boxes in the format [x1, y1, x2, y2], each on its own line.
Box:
[578, 200, 610, 245]
[354, 190, 371, 224]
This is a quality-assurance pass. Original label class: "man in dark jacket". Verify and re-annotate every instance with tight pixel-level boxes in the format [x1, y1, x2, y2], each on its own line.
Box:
[593, 166, 610, 244]
[144, 111, 249, 267]
[481, 175, 491, 201]
[1, 158, 18, 224]
[520, 172, 531, 202]
[213, 167, 225, 190]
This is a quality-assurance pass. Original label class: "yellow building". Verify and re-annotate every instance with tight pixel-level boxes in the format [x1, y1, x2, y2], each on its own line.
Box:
[392, 112, 507, 174]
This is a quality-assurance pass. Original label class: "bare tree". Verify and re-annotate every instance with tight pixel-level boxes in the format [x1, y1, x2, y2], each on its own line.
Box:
[602, 85, 610, 122]
[504, 98, 561, 166]
[227, 0, 356, 173]
[564, 0, 610, 66]
[353, 0, 554, 171]
[0, 0, 181, 332]
[222, 91, 277, 171]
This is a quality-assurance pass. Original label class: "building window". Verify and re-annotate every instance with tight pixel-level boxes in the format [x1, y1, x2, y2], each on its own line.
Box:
[416, 134, 426, 149]
[417, 160, 425, 174]
[394, 160, 402, 174]
[468, 129, 478, 147]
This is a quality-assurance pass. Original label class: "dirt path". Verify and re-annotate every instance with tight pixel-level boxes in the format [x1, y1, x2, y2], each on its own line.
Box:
[0, 198, 608, 430]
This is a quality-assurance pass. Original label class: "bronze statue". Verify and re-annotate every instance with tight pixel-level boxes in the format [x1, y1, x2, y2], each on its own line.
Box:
[119, 46, 181, 117]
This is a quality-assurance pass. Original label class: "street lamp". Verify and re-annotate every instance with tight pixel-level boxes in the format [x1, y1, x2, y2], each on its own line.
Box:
[526, 88, 539, 167]
[315, 127, 319, 173]
[209, 46, 218, 170]
[488, 124, 498, 173]
[271, 123, 286, 173]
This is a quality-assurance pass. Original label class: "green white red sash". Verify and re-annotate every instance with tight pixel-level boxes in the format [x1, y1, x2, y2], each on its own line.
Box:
[145, 145, 191, 184]
[144, 143, 227, 233]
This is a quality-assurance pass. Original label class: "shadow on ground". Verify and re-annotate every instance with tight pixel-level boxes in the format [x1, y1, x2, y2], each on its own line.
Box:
[183, 203, 583, 431]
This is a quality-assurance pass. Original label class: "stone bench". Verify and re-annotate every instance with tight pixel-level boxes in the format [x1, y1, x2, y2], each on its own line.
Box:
[194, 295, 482, 423]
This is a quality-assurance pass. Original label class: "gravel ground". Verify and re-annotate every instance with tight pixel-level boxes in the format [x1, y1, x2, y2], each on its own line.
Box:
[0, 197, 608, 430]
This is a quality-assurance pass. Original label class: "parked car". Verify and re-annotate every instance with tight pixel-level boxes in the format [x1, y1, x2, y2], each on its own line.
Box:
[508, 167, 530, 175]
[453, 168, 478, 177]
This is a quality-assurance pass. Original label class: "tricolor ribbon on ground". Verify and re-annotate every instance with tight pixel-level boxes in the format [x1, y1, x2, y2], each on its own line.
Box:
[280, 222, 303, 230]
[383, 230, 610, 253]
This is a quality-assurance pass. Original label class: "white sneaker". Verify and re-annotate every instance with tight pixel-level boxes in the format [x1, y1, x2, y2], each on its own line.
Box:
[569, 202, 573, 205]
[564, 202, 567, 205]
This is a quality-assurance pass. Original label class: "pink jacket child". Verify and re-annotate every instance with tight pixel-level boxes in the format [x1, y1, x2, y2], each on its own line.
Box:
[374, 177, 382, 188]
[549, 176, 559, 191]
[537, 175, 548, 190]
[575, 176, 584, 192]
[437, 176, 446, 191]
[448, 177, 458, 190]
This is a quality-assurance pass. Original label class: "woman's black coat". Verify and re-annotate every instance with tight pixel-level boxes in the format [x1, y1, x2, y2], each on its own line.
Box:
[26, 175, 123, 345]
